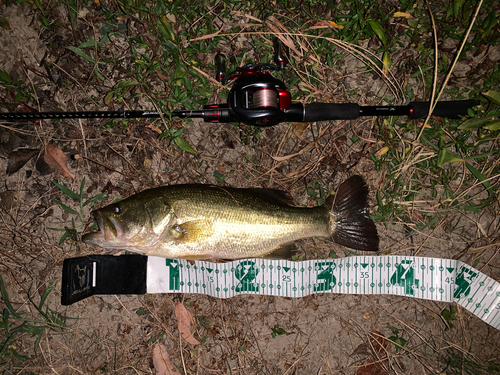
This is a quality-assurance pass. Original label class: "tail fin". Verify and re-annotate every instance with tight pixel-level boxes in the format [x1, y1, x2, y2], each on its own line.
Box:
[329, 175, 379, 251]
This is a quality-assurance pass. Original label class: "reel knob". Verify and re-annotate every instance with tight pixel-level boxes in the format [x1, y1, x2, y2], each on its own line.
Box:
[273, 39, 288, 70]
[215, 54, 226, 83]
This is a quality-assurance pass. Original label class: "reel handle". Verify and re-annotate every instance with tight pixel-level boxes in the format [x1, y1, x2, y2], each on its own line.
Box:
[215, 54, 226, 83]
[273, 38, 288, 69]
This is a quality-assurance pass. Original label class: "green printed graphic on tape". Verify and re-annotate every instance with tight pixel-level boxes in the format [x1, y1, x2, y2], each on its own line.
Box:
[146, 256, 500, 330]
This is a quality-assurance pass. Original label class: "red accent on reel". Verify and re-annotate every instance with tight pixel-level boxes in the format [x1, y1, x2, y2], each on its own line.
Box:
[277, 89, 291, 110]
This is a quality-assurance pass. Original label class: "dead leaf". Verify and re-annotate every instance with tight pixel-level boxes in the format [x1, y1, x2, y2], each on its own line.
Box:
[147, 124, 162, 134]
[413, 210, 424, 221]
[0, 191, 18, 211]
[309, 21, 329, 30]
[374, 146, 389, 157]
[174, 303, 200, 345]
[352, 342, 370, 356]
[44, 143, 75, 181]
[230, 10, 263, 23]
[265, 16, 302, 58]
[368, 330, 389, 356]
[155, 69, 170, 81]
[0, 17, 10, 30]
[152, 344, 181, 375]
[393, 11, 413, 18]
[355, 331, 390, 375]
[356, 359, 388, 375]
[190, 30, 221, 42]
[6, 149, 39, 175]
[271, 152, 301, 162]
[327, 20, 344, 29]
[36, 155, 56, 176]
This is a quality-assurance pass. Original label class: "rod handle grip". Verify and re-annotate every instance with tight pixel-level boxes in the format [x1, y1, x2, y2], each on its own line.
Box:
[303, 103, 360, 122]
[409, 100, 480, 119]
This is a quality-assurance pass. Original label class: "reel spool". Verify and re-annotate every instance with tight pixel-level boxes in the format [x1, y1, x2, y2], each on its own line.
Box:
[252, 89, 279, 109]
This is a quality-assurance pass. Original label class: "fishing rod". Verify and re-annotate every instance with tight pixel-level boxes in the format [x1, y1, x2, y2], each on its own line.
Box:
[0, 39, 478, 126]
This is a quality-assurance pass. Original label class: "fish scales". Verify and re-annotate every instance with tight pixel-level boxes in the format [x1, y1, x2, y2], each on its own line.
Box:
[163, 186, 330, 259]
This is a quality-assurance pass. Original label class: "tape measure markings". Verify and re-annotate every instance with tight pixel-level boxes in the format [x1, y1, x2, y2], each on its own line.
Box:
[146, 255, 500, 330]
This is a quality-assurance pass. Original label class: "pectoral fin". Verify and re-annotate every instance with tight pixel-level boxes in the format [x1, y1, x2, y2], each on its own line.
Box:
[171, 220, 214, 243]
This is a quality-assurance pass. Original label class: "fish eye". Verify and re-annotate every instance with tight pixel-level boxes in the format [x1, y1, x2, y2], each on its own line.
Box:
[113, 204, 122, 214]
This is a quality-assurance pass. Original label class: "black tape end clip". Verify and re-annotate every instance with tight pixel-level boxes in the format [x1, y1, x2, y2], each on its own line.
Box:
[61, 255, 148, 305]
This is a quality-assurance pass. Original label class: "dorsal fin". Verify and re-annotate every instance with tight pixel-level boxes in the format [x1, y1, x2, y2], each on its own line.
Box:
[240, 188, 294, 206]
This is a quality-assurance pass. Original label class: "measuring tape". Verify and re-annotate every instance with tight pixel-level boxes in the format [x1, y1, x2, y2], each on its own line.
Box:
[61, 255, 500, 331]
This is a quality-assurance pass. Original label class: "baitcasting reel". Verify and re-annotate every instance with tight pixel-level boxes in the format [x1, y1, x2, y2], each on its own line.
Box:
[202, 38, 301, 126]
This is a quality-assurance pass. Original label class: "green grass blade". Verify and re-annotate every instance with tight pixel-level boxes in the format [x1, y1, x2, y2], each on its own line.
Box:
[0, 69, 12, 84]
[83, 192, 107, 207]
[38, 280, 56, 311]
[32, 0, 45, 15]
[483, 90, 500, 105]
[58, 230, 70, 245]
[66, 46, 105, 65]
[94, 65, 105, 81]
[11, 348, 30, 361]
[52, 181, 79, 200]
[465, 162, 492, 196]
[458, 117, 490, 130]
[19, 324, 43, 335]
[437, 149, 463, 168]
[78, 39, 98, 48]
[485, 120, 500, 130]
[174, 136, 197, 154]
[2, 308, 9, 334]
[0, 275, 21, 318]
[34, 332, 43, 351]
[367, 20, 387, 45]
[464, 150, 498, 160]
[47, 227, 66, 232]
[53, 199, 79, 216]
[79, 177, 86, 201]
[0, 330, 17, 358]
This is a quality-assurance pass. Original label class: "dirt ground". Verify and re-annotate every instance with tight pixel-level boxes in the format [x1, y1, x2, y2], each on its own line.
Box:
[1, 2, 499, 374]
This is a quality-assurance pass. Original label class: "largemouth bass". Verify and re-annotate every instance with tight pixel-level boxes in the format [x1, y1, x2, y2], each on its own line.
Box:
[82, 175, 379, 260]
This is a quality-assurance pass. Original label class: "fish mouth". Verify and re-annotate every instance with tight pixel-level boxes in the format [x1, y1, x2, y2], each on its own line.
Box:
[82, 210, 125, 245]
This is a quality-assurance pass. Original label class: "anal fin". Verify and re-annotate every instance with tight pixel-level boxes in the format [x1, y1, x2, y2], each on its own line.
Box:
[261, 243, 299, 260]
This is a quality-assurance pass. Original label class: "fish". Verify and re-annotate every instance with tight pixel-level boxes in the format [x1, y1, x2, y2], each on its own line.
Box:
[82, 175, 379, 260]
